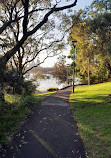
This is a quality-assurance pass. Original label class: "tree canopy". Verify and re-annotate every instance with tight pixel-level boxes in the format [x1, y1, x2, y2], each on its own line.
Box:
[0, 0, 78, 99]
[69, 0, 111, 84]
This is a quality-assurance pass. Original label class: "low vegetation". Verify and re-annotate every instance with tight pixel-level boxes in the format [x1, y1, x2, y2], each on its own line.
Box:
[70, 82, 111, 158]
[47, 88, 59, 91]
[0, 92, 54, 146]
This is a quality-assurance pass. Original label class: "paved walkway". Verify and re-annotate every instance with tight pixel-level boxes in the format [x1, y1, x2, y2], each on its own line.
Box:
[0, 87, 86, 158]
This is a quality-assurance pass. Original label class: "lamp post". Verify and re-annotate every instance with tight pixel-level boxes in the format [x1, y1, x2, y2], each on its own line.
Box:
[72, 40, 77, 93]
[67, 65, 69, 86]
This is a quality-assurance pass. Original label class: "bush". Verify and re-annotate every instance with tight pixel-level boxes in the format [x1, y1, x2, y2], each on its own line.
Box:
[4, 69, 36, 95]
[47, 88, 59, 91]
[19, 95, 38, 109]
[22, 81, 36, 95]
[5, 78, 36, 95]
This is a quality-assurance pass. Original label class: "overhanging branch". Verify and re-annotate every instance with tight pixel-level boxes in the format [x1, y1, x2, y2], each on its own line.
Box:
[0, 0, 78, 66]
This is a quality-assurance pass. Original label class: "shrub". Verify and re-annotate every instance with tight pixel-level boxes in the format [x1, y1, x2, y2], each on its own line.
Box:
[22, 81, 36, 95]
[47, 88, 59, 91]
[4, 69, 36, 95]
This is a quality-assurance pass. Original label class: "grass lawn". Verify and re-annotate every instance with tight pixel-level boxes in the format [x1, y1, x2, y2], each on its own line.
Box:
[0, 91, 55, 146]
[70, 82, 111, 158]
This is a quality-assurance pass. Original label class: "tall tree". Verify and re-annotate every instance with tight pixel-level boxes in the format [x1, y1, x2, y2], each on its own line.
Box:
[69, 1, 111, 84]
[87, 1, 111, 75]
[0, 0, 78, 100]
[69, 11, 94, 85]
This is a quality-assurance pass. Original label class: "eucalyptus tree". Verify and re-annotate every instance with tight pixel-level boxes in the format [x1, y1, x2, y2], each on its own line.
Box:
[69, 0, 111, 84]
[87, 0, 111, 76]
[69, 10, 95, 85]
[0, 0, 78, 100]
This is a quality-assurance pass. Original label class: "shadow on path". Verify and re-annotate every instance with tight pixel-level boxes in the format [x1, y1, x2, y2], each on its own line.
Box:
[0, 87, 86, 158]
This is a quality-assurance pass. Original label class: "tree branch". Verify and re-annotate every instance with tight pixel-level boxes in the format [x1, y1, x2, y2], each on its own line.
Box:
[22, 37, 64, 68]
[0, 0, 78, 66]
[27, 0, 78, 36]
[23, 51, 61, 75]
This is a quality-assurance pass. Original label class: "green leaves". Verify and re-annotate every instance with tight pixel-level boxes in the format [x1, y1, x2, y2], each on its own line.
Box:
[69, 0, 111, 84]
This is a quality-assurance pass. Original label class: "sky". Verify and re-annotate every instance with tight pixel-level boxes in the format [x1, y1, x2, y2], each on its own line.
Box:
[74, 0, 94, 11]
[41, 0, 94, 67]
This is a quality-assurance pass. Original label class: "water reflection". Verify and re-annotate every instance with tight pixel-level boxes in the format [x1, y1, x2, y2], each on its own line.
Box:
[25, 73, 80, 91]
[37, 74, 67, 91]
[37, 74, 80, 91]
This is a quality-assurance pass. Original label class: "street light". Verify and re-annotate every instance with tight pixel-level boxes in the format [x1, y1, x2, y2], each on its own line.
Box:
[72, 40, 77, 93]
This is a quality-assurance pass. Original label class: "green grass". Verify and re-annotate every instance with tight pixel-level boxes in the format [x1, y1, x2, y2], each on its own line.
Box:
[70, 82, 111, 158]
[0, 91, 55, 146]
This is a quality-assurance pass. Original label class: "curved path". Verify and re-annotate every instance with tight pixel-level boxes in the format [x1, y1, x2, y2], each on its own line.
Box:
[1, 87, 86, 158]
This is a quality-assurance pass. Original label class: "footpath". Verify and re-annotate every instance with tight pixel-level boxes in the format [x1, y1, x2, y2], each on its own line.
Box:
[0, 87, 86, 158]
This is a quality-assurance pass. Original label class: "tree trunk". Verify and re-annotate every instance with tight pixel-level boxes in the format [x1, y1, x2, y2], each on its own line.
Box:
[0, 59, 6, 101]
[88, 58, 90, 85]
[0, 84, 5, 101]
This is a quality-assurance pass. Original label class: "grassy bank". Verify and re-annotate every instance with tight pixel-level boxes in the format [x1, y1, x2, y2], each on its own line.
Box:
[0, 92, 55, 146]
[70, 82, 111, 158]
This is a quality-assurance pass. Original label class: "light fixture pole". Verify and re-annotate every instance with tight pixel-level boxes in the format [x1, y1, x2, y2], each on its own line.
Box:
[72, 40, 77, 93]
[67, 65, 69, 86]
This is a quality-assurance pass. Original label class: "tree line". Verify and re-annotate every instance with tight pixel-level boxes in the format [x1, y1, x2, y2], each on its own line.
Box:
[69, 0, 111, 85]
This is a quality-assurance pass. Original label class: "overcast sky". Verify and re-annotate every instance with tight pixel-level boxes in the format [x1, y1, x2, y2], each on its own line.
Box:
[41, 0, 94, 67]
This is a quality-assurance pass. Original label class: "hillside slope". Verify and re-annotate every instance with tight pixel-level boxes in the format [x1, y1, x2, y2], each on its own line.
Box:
[70, 82, 111, 158]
